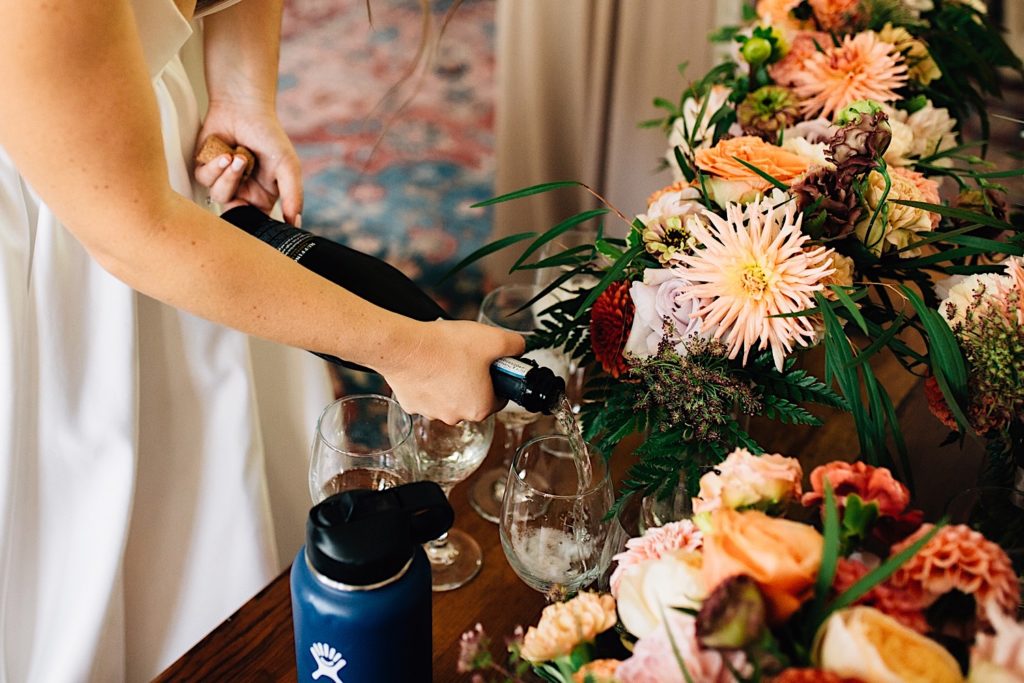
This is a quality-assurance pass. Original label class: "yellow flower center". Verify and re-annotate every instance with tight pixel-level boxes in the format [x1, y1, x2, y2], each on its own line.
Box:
[741, 263, 770, 299]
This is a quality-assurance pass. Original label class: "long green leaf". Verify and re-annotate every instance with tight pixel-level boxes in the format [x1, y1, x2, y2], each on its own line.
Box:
[891, 199, 1014, 232]
[470, 180, 583, 208]
[845, 313, 907, 369]
[827, 522, 944, 614]
[944, 234, 1024, 256]
[437, 231, 536, 283]
[731, 157, 790, 190]
[510, 208, 609, 271]
[900, 286, 971, 432]
[516, 244, 594, 270]
[812, 481, 841, 620]
[829, 286, 868, 335]
[575, 244, 644, 319]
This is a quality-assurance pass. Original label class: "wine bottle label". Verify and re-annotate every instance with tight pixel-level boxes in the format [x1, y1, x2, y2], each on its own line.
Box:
[247, 218, 317, 261]
[491, 357, 533, 380]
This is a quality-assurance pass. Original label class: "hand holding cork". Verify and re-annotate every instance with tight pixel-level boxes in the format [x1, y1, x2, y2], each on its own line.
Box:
[194, 134, 256, 180]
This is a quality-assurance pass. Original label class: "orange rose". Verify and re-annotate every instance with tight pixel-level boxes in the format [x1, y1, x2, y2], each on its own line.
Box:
[702, 509, 823, 623]
[695, 136, 812, 205]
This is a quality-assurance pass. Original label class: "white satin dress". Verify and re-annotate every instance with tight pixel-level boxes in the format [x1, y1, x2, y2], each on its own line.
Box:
[0, 1, 332, 680]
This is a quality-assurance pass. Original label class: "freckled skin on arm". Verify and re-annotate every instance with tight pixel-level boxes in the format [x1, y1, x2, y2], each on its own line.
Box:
[0, 0, 524, 423]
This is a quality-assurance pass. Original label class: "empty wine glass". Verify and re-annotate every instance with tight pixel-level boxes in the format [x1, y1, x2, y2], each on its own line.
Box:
[469, 284, 570, 523]
[309, 394, 415, 502]
[499, 434, 613, 600]
[409, 414, 495, 591]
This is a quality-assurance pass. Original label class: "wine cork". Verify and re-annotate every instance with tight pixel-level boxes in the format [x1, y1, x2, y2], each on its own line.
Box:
[194, 135, 256, 180]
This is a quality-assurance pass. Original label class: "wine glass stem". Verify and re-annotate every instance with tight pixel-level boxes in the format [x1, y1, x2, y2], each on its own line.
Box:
[428, 485, 454, 552]
[501, 423, 527, 466]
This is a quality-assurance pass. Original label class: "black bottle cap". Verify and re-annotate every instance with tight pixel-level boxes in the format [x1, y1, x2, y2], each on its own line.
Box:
[523, 366, 566, 414]
[306, 481, 453, 586]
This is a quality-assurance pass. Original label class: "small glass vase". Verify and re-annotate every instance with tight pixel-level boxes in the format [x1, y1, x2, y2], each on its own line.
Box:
[639, 471, 692, 533]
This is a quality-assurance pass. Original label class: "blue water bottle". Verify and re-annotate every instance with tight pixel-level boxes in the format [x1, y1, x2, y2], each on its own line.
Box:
[291, 481, 453, 683]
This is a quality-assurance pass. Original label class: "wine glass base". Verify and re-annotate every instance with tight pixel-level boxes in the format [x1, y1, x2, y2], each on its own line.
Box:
[426, 528, 482, 592]
[468, 467, 506, 523]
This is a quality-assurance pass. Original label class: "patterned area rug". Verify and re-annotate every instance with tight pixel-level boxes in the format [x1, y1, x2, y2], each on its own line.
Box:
[279, 0, 496, 320]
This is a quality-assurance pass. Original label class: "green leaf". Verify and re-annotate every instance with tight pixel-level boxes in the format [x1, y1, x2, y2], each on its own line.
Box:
[511, 208, 609, 271]
[827, 521, 945, 614]
[437, 231, 536, 283]
[899, 286, 971, 433]
[471, 181, 584, 208]
[517, 244, 595, 271]
[890, 199, 1015, 232]
[730, 156, 790, 191]
[575, 244, 644, 319]
[845, 313, 907, 369]
[812, 481, 841, 620]
[595, 238, 625, 260]
[828, 286, 868, 335]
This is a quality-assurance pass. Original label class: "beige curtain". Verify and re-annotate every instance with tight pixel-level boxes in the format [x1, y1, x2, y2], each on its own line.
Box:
[489, 0, 740, 280]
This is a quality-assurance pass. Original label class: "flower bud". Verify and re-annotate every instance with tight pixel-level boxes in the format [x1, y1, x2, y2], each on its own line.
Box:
[834, 99, 884, 126]
[696, 574, 768, 649]
[742, 37, 773, 66]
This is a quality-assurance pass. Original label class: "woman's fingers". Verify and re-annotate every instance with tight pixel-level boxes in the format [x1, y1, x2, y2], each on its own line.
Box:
[275, 154, 304, 226]
[194, 153, 233, 187]
[207, 154, 249, 204]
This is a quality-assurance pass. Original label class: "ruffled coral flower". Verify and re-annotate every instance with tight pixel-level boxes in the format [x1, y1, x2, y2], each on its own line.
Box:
[890, 523, 1021, 622]
[589, 280, 635, 378]
[676, 194, 835, 370]
[792, 32, 908, 118]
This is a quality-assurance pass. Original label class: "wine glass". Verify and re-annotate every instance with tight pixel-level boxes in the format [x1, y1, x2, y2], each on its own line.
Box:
[309, 394, 415, 502]
[409, 414, 495, 591]
[499, 434, 613, 600]
[469, 284, 570, 523]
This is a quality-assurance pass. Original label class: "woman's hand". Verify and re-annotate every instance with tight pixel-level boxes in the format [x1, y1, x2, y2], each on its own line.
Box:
[194, 103, 303, 225]
[381, 320, 526, 425]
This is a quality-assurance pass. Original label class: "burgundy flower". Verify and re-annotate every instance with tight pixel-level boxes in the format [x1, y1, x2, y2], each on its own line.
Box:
[590, 280, 635, 378]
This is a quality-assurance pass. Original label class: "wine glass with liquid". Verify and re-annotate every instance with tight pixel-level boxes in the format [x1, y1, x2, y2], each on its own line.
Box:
[500, 434, 613, 600]
[410, 414, 495, 591]
[309, 394, 415, 502]
[469, 284, 570, 523]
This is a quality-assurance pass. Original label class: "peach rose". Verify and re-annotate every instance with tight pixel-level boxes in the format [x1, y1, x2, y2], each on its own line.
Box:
[701, 509, 823, 623]
[814, 607, 963, 683]
[693, 448, 803, 513]
[695, 136, 812, 206]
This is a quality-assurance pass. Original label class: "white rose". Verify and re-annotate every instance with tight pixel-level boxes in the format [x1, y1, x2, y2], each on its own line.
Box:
[615, 550, 706, 639]
[890, 102, 957, 163]
[624, 268, 704, 358]
[666, 86, 740, 181]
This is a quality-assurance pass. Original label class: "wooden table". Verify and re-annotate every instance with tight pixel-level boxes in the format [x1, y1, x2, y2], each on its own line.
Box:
[156, 353, 968, 682]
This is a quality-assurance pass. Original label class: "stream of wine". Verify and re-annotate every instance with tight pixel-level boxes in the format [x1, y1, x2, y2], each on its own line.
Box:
[552, 394, 595, 585]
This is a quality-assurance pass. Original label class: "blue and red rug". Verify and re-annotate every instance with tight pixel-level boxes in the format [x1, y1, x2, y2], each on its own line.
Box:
[279, 0, 496, 321]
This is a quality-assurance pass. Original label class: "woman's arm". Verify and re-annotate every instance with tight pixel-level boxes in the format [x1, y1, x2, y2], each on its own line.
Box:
[198, 0, 303, 224]
[0, 0, 522, 423]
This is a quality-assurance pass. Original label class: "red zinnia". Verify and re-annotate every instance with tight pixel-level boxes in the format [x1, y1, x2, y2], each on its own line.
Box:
[589, 280, 634, 378]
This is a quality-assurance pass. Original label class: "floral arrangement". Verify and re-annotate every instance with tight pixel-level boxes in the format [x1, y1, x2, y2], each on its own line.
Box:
[450, 0, 1023, 505]
[458, 450, 1023, 682]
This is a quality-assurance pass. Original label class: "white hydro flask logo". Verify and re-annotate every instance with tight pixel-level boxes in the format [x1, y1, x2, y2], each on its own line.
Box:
[310, 642, 347, 683]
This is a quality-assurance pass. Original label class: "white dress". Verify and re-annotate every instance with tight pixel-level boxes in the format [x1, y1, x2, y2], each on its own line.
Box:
[0, 1, 332, 681]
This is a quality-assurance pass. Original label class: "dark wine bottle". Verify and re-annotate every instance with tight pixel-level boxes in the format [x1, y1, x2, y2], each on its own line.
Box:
[222, 205, 565, 414]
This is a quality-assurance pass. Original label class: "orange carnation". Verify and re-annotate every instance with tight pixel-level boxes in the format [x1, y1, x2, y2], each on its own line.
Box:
[701, 509, 823, 624]
[801, 461, 910, 517]
[572, 659, 620, 683]
[770, 669, 865, 683]
[890, 523, 1021, 622]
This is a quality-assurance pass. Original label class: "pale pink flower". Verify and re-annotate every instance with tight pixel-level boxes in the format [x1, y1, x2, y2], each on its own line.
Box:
[792, 32, 908, 118]
[676, 192, 836, 370]
[770, 31, 832, 88]
[609, 519, 703, 595]
[693, 447, 803, 513]
[624, 269, 705, 359]
[616, 611, 751, 683]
